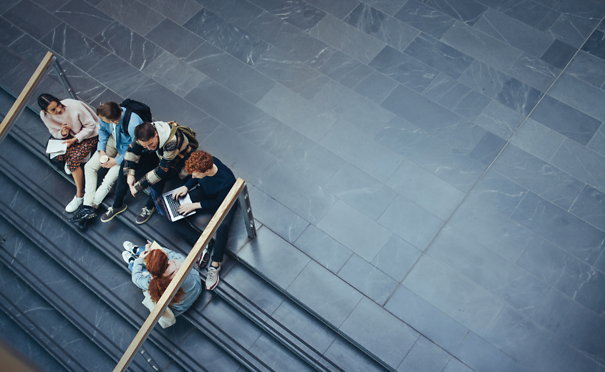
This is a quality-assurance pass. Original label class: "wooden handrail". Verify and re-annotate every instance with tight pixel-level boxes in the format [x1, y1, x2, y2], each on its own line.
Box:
[0, 51, 54, 145]
[113, 178, 246, 372]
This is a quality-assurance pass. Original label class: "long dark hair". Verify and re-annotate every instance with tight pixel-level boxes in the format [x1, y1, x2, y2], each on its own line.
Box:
[145, 249, 184, 305]
[37, 93, 62, 114]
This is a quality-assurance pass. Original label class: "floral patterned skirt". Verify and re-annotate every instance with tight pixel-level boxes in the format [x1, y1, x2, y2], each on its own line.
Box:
[55, 136, 99, 172]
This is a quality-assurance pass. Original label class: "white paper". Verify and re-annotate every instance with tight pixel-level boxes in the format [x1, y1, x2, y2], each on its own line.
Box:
[46, 139, 67, 155]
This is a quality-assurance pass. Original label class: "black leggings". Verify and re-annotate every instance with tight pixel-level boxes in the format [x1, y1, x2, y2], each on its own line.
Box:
[173, 186, 238, 263]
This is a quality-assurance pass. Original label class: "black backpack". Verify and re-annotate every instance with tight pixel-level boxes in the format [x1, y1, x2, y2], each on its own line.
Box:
[120, 99, 152, 135]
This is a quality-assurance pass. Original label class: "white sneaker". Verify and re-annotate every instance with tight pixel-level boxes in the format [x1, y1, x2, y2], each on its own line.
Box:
[123, 241, 138, 255]
[122, 251, 135, 265]
[65, 196, 83, 213]
[64, 163, 71, 175]
[206, 263, 221, 290]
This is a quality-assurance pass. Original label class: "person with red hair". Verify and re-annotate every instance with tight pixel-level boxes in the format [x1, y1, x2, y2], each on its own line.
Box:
[171, 150, 237, 291]
[122, 241, 202, 315]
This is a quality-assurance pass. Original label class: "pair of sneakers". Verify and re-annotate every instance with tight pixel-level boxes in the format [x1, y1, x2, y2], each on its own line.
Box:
[122, 241, 139, 265]
[101, 205, 155, 225]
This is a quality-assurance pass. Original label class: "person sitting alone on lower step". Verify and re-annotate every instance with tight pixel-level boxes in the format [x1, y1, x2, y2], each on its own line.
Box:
[122, 240, 202, 316]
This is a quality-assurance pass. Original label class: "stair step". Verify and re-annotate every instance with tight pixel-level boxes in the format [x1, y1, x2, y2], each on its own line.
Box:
[0, 288, 70, 372]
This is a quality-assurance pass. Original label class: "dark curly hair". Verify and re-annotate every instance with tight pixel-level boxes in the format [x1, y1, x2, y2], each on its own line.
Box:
[144, 249, 184, 305]
[185, 150, 213, 174]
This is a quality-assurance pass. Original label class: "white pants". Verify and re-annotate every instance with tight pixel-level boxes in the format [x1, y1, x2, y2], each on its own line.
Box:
[83, 135, 120, 208]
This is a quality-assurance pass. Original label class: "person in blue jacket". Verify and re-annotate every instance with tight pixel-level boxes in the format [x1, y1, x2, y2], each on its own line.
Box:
[75, 101, 143, 220]
[122, 241, 202, 316]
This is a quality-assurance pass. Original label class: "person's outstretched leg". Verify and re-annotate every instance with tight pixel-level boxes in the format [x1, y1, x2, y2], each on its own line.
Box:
[206, 205, 237, 291]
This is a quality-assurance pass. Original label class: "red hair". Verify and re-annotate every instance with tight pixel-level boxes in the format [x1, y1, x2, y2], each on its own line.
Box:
[145, 250, 184, 305]
[185, 150, 213, 174]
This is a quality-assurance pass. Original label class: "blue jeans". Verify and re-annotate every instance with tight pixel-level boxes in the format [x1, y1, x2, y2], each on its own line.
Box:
[128, 245, 146, 271]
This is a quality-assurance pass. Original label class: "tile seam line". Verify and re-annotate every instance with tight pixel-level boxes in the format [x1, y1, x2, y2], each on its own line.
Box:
[401, 14, 605, 282]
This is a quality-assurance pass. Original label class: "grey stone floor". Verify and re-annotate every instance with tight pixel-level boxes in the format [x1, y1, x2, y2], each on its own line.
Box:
[1, 0, 605, 371]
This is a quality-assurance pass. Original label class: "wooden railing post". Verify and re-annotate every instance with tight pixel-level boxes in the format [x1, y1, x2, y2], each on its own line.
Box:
[0, 51, 55, 145]
[113, 178, 246, 372]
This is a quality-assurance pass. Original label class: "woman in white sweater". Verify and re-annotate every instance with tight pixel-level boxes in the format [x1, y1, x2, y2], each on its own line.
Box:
[38, 94, 100, 212]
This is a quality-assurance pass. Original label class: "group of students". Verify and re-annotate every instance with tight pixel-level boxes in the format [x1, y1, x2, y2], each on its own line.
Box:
[38, 93, 238, 319]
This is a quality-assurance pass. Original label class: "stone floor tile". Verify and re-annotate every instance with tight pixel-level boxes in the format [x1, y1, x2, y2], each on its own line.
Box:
[449, 199, 534, 262]
[138, 0, 202, 25]
[324, 163, 397, 220]
[511, 192, 605, 265]
[340, 297, 418, 367]
[550, 138, 605, 195]
[486, 306, 604, 372]
[345, 3, 419, 52]
[429, 225, 550, 317]
[473, 9, 553, 58]
[97, 0, 164, 36]
[195, 0, 263, 29]
[3, 0, 61, 39]
[394, 0, 455, 39]
[441, 22, 521, 71]
[386, 160, 466, 221]
[249, 186, 309, 243]
[294, 225, 352, 274]
[323, 336, 388, 372]
[337, 254, 398, 305]
[403, 255, 504, 336]
[378, 195, 445, 251]
[371, 235, 422, 283]
[309, 14, 385, 64]
[434, 149, 487, 193]
[455, 331, 530, 372]
[55, 0, 113, 39]
[287, 261, 363, 327]
[238, 227, 311, 289]
[317, 200, 392, 262]
[491, 144, 584, 210]
[94, 22, 163, 71]
[397, 336, 451, 372]
[509, 118, 565, 163]
[248, 0, 326, 31]
[145, 18, 203, 59]
[517, 234, 605, 315]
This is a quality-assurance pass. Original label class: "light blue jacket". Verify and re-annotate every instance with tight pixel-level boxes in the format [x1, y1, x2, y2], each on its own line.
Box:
[131, 247, 203, 316]
[97, 107, 142, 165]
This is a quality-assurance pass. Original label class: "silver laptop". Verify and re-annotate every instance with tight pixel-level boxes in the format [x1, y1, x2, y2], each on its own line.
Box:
[156, 188, 196, 222]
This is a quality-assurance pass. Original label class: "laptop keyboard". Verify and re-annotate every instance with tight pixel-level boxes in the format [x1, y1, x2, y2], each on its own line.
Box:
[166, 196, 181, 217]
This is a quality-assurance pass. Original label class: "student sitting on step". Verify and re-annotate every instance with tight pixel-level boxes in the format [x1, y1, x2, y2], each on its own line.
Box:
[72, 101, 144, 222]
[170, 150, 237, 291]
[100, 121, 197, 225]
[38, 93, 99, 213]
[122, 240, 202, 316]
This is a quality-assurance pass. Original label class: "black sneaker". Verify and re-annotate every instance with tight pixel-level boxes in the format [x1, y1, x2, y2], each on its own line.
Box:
[100, 204, 127, 223]
[199, 247, 211, 268]
[135, 206, 155, 225]
[70, 205, 96, 222]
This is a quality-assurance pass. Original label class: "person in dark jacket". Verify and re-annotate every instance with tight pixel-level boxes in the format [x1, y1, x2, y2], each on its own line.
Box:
[171, 150, 237, 291]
